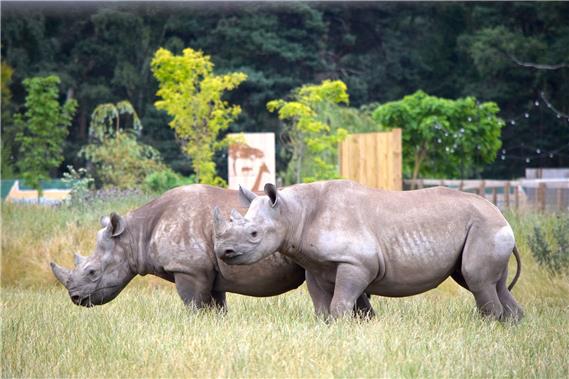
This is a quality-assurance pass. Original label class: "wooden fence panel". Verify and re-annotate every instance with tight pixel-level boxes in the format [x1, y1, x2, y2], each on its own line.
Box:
[339, 129, 402, 190]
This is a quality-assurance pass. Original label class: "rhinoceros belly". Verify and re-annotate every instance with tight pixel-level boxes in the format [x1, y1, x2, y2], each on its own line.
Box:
[368, 227, 464, 297]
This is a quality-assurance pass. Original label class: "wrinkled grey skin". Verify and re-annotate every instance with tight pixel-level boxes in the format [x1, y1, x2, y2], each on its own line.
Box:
[213, 180, 523, 321]
[50, 185, 309, 309]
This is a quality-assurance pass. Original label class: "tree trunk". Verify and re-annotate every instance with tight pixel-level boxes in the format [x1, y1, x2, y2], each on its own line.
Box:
[411, 147, 427, 190]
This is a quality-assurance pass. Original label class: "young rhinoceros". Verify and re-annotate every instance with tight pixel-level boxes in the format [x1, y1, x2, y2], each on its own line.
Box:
[50, 184, 308, 309]
[213, 180, 523, 322]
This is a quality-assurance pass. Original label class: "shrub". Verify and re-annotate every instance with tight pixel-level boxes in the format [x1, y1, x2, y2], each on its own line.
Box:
[61, 165, 95, 207]
[528, 214, 569, 274]
[142, 169, 196, 194]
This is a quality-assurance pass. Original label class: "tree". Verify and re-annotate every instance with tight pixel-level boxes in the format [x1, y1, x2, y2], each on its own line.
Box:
[1, 62, 16, 177]
[15, 75, 78, 196]
[80, 100, 165, 189]
[267, 80, 350, 184]
[372, 90, 504, 183]
[151, 47, 247, 186]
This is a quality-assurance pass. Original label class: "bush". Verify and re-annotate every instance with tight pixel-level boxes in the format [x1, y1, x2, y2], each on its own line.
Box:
[142, 169, 196, 194]
[81, 132, 166, 189]
[61, 165, 95, 207]
[527, 214, 569, 274]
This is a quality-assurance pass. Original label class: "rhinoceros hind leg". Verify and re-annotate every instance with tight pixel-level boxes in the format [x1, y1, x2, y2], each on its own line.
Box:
[496, 267, 523, 322]
[471, 286, 504, 320]
[211, 290, 227, 312]
[461, 224, 515, 321]
[354, 293, 375, 319]
[174, 272, 215, 310]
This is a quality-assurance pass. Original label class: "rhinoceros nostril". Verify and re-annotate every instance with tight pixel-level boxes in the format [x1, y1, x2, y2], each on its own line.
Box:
[71, 295, 81, 304]
[224, 249, 236, 256]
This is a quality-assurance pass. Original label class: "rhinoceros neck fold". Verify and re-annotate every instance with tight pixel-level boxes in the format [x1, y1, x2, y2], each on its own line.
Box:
[123, 214, 150, 276]
[280, 186, 318, 256]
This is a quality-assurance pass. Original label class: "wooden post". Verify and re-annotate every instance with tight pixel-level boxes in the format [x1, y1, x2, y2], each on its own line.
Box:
[459, 180, 464, 191]
[556, 188, 563, 211]
[491, 187, 497, 205]
[514, 185, 520, 210]
[478, 180, 486, 198]
[537, 182, 546, 212]
[418, 179, 424, 189]
[504, 182, 511, 209]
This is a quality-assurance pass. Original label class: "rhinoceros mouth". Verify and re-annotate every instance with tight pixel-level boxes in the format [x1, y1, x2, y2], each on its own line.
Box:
[71, 285, 120, 307]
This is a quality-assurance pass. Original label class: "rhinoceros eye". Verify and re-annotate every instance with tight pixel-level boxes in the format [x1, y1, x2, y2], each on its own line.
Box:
[251, 231, 258, 238]
[88, 269, 97, 276]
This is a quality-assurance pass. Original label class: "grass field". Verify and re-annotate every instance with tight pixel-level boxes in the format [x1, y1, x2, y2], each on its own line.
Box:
[2, 197, 569, 377]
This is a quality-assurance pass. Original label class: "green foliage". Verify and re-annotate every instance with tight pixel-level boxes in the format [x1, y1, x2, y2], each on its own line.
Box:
[316, 102, 382, 135]
[2, 3, 568, 178]
[81, 101, 165, 189]
[142, 169, 196, 194]
[61, 165, 95, 207]
[372, 90, 504, 181]
[14, 75, 78, 195]
[528, 214, 569, 275]
[1, 62, 16, 177]
[88, 100, 142, 141]
[151, 47, 247, 186]
[267, 80, 350, 184]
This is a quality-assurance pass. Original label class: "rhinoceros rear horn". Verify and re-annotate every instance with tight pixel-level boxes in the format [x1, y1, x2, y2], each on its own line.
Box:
[264, 183, 279, 208]
[212, 207, 227, 236]
[74, 252, 87, 267]
[230, 208, 244, 222]
[50, 262, 71, 288]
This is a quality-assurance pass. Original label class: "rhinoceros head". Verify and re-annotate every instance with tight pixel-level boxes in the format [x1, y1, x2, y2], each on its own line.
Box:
[50, 212, 135, 307]
[213, 184, 286, 265]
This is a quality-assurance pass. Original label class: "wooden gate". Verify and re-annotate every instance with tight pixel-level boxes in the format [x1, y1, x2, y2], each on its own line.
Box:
[339, 129, 402, 191]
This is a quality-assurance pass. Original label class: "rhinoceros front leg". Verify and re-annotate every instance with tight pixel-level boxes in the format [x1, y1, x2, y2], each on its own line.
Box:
[306, 270, 333, 317]
[330, 263, 374, 319]
[174, 272, 220, 310]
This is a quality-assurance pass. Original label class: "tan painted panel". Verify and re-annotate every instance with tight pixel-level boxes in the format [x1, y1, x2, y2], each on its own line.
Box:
[339, 130, 402, 191]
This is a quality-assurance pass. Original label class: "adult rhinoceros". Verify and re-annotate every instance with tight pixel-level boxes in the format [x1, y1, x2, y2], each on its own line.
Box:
[50, 185, 307, 309]
[212, 180, 523, 321]
[51, 184, 375, 315]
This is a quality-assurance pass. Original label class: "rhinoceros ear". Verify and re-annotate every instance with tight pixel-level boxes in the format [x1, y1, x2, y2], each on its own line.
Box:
[264, 183, 279, 208]
[239, 185, 257, 206]
[109, 212, 126, 237]
[212, 206, 227, 236]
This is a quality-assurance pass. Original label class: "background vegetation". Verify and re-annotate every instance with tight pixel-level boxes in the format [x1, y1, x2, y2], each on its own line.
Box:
[2, 2, 568, 183]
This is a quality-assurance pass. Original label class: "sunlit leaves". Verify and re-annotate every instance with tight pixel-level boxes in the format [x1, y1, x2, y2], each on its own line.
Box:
[151, 47, 247, 186]
[267, 80, 349, 183]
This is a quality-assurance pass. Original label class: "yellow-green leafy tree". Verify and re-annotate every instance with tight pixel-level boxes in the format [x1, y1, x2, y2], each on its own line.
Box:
[151, 47, 247, 186]
[267, 80, 349, 184]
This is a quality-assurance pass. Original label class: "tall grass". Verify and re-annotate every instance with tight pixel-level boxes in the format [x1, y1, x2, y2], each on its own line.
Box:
[2, 198, 569, 377]
[2, 286, 568, 378]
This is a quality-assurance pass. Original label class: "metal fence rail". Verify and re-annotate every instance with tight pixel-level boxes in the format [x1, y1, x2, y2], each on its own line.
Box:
[404, 179, 569, 212]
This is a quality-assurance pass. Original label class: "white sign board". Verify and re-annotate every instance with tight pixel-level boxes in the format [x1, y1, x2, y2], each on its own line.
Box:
[228, 133, 276, 191]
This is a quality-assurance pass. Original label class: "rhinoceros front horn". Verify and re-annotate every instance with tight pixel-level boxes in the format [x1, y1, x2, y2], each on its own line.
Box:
[212, 206, 227, 236]
[50, 262, 71, 288]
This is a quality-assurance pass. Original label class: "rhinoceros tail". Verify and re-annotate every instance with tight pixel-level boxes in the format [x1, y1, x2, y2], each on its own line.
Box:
[508, 245, 522, 291]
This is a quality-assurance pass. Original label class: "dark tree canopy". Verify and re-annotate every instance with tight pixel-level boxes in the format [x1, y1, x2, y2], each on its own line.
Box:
[2, 1, 568, 180]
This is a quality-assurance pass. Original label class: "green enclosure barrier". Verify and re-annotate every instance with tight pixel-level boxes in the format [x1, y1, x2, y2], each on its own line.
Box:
[1, 179, 73, 200]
